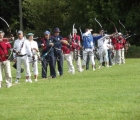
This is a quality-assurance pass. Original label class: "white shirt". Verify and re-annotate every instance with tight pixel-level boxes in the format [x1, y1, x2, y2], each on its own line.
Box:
[29, 40, 39, 55]
[98, 35, 110, 49]
[13, 37, 32, 58]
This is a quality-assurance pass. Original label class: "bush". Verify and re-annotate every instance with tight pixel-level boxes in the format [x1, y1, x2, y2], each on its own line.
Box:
[125, 45, 140, 58]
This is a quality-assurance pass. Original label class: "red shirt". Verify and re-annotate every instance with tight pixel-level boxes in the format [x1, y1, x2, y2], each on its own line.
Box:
[61, 38, 71, 54]
[3, 38, 9, 42]
[40, 38, 46, 50]
[111, 37, 117, 46]
[72, 34, 81, 51]
[114, 42, 121, 50]
[118, 37, 126, 49]
[0, 40, 11, 62]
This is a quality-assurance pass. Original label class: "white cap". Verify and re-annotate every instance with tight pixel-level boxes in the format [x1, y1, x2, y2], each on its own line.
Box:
[118, 32, 122, 35]
[18, 30, 23, 34]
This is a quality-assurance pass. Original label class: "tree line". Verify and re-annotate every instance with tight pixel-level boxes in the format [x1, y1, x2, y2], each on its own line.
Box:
[0, 0, 140, 45]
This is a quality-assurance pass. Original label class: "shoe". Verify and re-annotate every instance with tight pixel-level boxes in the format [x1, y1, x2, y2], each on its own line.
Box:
[98, 66, 101, 69]
[28, 79, 32, 83]
[93, 68, 95, 71]
[7, 83, 12, 88]
[79, 69, 84, 72]
[15, 80, 19, 83]
[25, 79, 29, 82]
[106, 65, 109, 68]
[70, 71, 75, 74]
[42, 77, 46, 80]
[35, 79, 37, 82]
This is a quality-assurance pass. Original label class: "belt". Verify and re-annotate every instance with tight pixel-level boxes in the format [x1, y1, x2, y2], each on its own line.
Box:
[17, 54, 26, 57]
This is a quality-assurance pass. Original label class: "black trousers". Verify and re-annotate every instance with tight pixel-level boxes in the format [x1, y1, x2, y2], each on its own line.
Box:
[42, 56, 56, 78]
[54, 52, 63, 76]
[108, 49, 112, 66]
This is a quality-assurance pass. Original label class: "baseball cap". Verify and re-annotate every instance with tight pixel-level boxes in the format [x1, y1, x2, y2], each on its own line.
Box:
[44, 31, 50, 35]
[54, 28, 60, 33]
[18, 30, 23, 34]
[27, 33, 34, 36]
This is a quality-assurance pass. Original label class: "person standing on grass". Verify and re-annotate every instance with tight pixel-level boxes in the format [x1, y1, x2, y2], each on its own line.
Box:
[61, 37, 75, 74]
[27, 33, 40, 81]
[13, 30, 33, 83]
[70, 28, 83, 72]
[117, 33, 126, 64]
[82, 29, 103, 70]
[0, 30, 13, 88]
[111, 33, 121, 65]
[52, 28, 63, 76]
[97, 33, 114, 68]
[40, 31, 56, 78]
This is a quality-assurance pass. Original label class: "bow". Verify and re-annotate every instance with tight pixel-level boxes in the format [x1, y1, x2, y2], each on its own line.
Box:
[0, 17, 14, 60]
[107, 17, 118, 33]
[119, 20, 125, 29]
[79, 26, 83, 40]
[95, 17, 103, 30]
[0, 17, 13, 37]
[72, 23, 75, 38]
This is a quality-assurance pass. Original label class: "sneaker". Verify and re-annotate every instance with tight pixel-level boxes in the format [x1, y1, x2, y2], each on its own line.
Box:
[106, 65, 109, 68]
[25, 79, 29, 82]
[93, 68, 95, 71]
[79, 69, 84, 72]
[15, 80, 19, 83]
[70, 71, 75, 74]
[7, 83, 12, 88]
[35, 79, 37, 82]
[28, 79, 32, 83]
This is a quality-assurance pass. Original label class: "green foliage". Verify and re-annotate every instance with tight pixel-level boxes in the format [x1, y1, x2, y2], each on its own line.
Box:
[0, 0, 140, 44]
[126, 45, 140, 58]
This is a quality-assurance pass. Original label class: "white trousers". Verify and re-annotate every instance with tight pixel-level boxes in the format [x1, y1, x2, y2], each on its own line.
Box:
[113, 50, 121, 64]
[99, 48, 108, 63]
[82, 48, 95, 65]
[16, 55, 31, 78]
[29, 55, 38, 75]
[63, 54, 75, 74]
[70, 51, 82, 72]
[121, 48, 125, 64]
[0, 60, 12, 84]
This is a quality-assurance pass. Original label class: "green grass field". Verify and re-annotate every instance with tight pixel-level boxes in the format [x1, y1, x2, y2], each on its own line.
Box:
[0, 59, 140, 120]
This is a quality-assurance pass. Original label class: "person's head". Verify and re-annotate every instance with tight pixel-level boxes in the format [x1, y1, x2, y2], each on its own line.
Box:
[99, 29, 104, 35]
[44, 31, 50, 39]
[27, 33, 34, 41]
[17, 30, 24, 39]
[53, 27, 60, 36]
[0, 30, 5, 39]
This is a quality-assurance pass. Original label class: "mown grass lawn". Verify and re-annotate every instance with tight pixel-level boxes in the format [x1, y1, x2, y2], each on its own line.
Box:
[0, 59, 140, 120]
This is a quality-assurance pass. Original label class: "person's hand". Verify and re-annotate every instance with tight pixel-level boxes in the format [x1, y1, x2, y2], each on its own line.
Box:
[41, 44, 44, 46]
[49, 43, 54, 46]
[33, 48, 39, 52]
